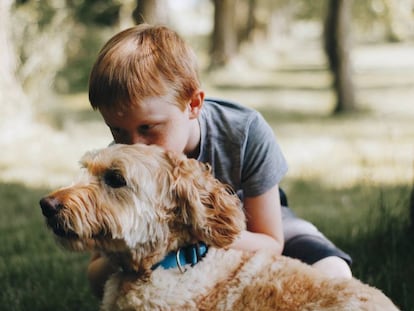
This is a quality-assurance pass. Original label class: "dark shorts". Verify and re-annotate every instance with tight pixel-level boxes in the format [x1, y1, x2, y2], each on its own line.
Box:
[279, 189, 352, 266]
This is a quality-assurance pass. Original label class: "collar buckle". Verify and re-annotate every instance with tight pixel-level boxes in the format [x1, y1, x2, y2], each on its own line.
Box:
[176, 248, 187, 273]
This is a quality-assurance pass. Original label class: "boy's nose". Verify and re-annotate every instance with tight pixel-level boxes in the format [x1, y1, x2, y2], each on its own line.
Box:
[127, 133, 146, 145]
[116, 132, 145, 145]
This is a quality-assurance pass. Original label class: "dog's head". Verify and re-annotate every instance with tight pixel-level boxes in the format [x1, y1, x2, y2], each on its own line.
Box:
[40, 144, 246, 271]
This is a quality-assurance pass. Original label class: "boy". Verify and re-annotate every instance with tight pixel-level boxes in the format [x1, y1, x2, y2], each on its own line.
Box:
[87, 24, 352, 298]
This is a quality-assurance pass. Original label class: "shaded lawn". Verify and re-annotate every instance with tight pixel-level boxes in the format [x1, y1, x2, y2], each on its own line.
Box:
[285, 179, 413, 310]
[0, 183, 99, 311]
[0, 180, 412, 310]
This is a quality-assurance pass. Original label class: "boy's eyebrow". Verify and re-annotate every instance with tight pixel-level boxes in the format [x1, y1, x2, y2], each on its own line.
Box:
[104, 116, 167, 129]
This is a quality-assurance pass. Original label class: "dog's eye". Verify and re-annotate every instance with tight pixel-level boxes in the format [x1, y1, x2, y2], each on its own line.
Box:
[104, 170, 127, 188]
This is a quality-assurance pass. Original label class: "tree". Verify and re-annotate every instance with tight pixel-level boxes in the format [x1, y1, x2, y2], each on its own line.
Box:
[0, 0, 32, 143]
[237, 0, 257, 43]
[383, 0, 413, 42]
[210, 0, 238, 68]
[132, 0, 168, 25]
[323, 0, 356, 114]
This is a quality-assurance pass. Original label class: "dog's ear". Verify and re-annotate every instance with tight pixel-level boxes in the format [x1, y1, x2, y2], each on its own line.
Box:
[166, 151, 246, 248]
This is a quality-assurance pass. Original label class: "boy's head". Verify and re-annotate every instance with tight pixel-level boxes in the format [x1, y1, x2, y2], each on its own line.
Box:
[89, 24, 201, 112]
[88, 24, 204, 156]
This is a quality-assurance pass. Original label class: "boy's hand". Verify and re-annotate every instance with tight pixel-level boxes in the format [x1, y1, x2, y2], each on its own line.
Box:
[87, 252, 119, 299]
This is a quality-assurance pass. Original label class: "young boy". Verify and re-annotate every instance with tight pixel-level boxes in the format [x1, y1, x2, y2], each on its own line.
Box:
[87, 24, 352, 298]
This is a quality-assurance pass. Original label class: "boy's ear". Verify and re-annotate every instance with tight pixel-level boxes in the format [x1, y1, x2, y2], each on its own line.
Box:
[188, 90, 204, 119]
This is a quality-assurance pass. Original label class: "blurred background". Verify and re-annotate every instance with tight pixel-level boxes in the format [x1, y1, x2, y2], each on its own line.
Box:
[1, 1, 414, 310]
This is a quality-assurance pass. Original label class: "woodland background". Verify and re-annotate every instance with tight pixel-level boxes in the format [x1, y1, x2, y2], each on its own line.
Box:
[1, 0, 414, 310]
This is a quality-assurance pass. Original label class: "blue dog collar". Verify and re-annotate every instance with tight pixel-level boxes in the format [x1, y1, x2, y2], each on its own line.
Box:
[152, 242, 208, 273]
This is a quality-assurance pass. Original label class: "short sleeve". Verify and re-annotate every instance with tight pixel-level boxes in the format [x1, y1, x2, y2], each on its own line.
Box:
[241, 112, 288, 197]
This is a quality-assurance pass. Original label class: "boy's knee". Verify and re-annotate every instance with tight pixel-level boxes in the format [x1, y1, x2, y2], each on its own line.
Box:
[312, 256, 352, 279]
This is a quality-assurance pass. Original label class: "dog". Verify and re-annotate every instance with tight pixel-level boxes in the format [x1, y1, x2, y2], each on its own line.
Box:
[40, 144, 399, 310]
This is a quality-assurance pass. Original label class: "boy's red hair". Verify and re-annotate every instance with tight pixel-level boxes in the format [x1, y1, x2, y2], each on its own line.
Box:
[89, 24, 200, 111]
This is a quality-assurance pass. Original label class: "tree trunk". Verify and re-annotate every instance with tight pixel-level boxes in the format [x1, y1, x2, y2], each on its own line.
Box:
[383, 0, 412, 42]
[210, 0, 237, 68]
[118, 0, 136, 29]
[237, 0, 257, 43]
[0, 0, 32, 143]
[323, 0, 356, 114]
[132, 0, 168, 25]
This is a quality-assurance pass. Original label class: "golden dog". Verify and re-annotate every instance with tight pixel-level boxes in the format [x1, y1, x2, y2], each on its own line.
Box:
[40, 144, 399, 310]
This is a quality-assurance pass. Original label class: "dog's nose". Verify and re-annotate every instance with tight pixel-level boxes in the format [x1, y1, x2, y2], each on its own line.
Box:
[39, 196, 63, 218]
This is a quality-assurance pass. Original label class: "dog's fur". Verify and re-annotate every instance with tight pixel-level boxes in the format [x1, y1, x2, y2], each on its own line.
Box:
[40, 144, 399, 311]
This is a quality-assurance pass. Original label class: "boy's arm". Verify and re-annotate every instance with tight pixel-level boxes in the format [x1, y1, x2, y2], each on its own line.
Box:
[230, 184, 284, 254]
[87, 252, 119, 299]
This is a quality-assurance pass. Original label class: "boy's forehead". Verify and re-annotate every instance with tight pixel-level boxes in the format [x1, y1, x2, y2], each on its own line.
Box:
[142, 93, 177, 107]
[106, 93, 177, 113]
[99, 95, 181, 122]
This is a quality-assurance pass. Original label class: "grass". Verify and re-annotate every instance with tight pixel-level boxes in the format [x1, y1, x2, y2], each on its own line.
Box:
[286, 180, 413, 310]
[0, 181, 412, 310]
[1, 39, 414, 309]
[0, 183, 100, 311]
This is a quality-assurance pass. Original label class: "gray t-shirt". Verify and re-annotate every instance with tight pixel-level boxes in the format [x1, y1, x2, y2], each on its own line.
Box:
[197, 98, 288, 200]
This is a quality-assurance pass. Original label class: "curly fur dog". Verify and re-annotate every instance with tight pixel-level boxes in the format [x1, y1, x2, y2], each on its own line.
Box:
[40, 144, 399, 311]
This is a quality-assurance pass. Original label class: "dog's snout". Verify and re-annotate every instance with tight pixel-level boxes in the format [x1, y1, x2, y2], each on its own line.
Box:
[40, 196, 64, 218]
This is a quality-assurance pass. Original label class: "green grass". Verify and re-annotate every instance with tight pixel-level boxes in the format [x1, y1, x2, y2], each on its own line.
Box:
[284, 179, 413, 310]
[0, 183, 100, 311]
[0, 180, 412, 310]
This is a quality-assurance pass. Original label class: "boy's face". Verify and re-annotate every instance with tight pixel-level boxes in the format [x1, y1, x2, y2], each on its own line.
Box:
[98, 92, 203, 157]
